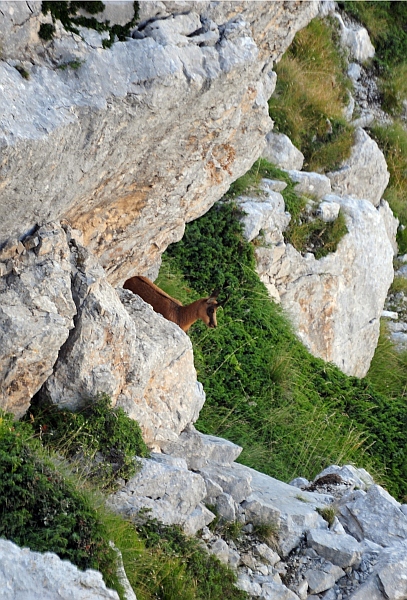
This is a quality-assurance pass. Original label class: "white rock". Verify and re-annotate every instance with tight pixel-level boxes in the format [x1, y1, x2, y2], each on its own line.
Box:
[317, 200, 341, 222]
[314, 465, 375, 491]
[286, 170, 332, 199]
[335, 14, 375, 62]
[262, 132, 304, 170]
[216, 492, 237, 521]
[378, 199, 399, 255]
[289, 477, 310, 490]
[254, 194, 394, 377]
[0, 539, 119, 600]
[382, 310, 398, 320]
[305, 569, 336, 594]
[237, 184, 290, 244]
[108, 456, 215, 535]
[236, 573, 262, 596]
[336, 484, 407, 547]
[161, 425, 242, 470]
[327, 128, 389, 207]
[209, 538, 230, 564]
[347, 540, 407, 600]
[254, 543, 281, 566]
[198, 463, 253, 504]
[260, 580, 301, 600]
[307, 529, 362, 568]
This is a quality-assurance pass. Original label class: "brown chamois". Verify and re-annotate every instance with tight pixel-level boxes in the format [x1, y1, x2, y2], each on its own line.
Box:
[123, 275, 219, 333]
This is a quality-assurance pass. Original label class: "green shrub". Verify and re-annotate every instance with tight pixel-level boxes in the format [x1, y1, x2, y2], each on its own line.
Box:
[0, 411, 116, 576]
[26, 393, 149, 489]
[135, 519, 248, 600]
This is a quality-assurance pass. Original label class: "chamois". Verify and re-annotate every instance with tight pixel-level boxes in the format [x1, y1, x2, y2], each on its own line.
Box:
[123, 275, 219, 333]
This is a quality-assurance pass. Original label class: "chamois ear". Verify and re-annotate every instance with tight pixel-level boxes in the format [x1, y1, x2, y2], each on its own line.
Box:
[208, 288, 220, 301]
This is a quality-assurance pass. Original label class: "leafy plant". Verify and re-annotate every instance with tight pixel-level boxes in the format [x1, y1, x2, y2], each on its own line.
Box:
[0, 410, 117, 576]
[134, 518, 248, 600]
[26, 393, 149, 489]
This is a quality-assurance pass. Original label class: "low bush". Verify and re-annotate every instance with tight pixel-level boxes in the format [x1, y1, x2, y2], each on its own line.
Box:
[26, 393, 149, 489]
[0, 410, 117, 577]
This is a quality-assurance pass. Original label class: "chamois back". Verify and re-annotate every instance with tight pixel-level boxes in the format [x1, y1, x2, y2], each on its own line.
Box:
[123, 275, 219, 332]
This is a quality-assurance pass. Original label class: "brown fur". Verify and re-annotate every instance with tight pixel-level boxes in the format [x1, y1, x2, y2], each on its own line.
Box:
[123, 275, 219, 332]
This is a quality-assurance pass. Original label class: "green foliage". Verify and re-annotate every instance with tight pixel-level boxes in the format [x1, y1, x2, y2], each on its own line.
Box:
[57, 59, 84, 70]
[316, 506, 337, 527]
[40, 1, 139, 46]
[268, 17, 353, 172]
[26, 393, 149, 489]
[0, 410, 117, 576]
[159, 200, 407, 500]
[134, 519, 248, 600]
[366, 321, 407, 401]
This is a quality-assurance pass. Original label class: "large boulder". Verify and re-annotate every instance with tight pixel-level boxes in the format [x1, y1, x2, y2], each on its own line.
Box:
[249, 191, 394, 377]
[327, 128, 389, 207]
[0, 1, 319, 285]
[0, 539, 119, 600]
[41, 234, 205, 447]
[0, 224, 76, 417]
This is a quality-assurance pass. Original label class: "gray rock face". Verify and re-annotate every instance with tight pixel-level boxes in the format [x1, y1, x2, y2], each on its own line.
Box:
[0, 1, 319, 286]
[0, 223, 76, 417]
[251, 190, 394, 377]
[0, 539, 119, 600]
[286, 170, 332, 199]
[336, 485, 407, 547]
[262, 132, 304, 171]
[327, 128, 389, 207]
[334, 14, 375, 63]
[108, 454, 214, 535]
[307, 529, 363, 568]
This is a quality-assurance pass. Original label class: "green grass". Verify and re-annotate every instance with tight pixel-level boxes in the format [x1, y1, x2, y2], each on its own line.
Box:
[369, 122, 407, 252]
[268, 17, 354, 172]
[157, 199, 407, 500]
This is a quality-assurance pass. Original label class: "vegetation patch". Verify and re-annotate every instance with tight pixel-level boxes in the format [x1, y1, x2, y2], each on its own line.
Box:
[268, 17, 354, 172]
[133, 518, 248, 600]
[26, 393, 149, 490]
[340, 1, 407, 116]
[0, 410, 117, 578]
[39, 1, 139, 48]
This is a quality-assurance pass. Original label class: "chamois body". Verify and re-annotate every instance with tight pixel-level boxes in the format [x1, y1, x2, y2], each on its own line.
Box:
[123, 276, 219, 332]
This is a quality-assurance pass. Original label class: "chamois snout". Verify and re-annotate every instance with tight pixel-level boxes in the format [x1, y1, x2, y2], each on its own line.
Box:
[205, 298, 219, 328]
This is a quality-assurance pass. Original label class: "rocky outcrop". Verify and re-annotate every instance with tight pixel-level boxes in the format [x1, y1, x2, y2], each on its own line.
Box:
[0, 222, 204, 446]
[239, 180, 394, 378]
[107, 428, 407, 600]
[0, 0, 318, 285]
[0, 539, 119, 600]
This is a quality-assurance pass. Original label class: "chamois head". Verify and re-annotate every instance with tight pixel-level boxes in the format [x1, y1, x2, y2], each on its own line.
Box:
[199, 292, 220, 329]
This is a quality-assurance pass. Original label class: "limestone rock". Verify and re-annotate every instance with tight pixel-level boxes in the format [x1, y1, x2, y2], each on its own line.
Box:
[252, 192, 394, 377]
[347, 541, 407, 600]
[237, 185, 290, 244]
[286, 170, 332, 199]
[108, 454, 214, 534]
[42, 239, 205, 445]
[327, 129, 389, 207]
[317, 200, 341, 223]
[260, 580, 300, 600]
[378, 199, 399, 255]
[336, 484, 407, 547]
[307, 529, 363, 568]
[314, 465, 375, 491]
[199, 463, 253, 504]
[238, 464, 331, 556]
[0, 223, 76, 417]
[305, 569, 336, 594]
[0, 539, 119, 600]
[0, 1, 319, 286]
[161, 424, 242, 470]
[335, 14, 375, 63]
[262, 132, 304, 171]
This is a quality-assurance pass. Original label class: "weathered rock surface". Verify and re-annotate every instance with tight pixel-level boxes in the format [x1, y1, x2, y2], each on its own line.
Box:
[42, 253, 205, 445]
[108, 453, 214, 535]
[247, 187, 394, 377]
[0, 539, 119, 600]
[261, 132, 304, 171]
[327, 128, 389, 207]
[334, 14, 375, 63]
[336, 485, 407, 547]
[0, 1, 319, 286]
[0, 223, 76, 417]
[286, 170, 332, 200]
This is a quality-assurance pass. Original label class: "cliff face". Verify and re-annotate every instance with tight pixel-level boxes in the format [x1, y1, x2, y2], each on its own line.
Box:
[0, 1, 318, 285]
